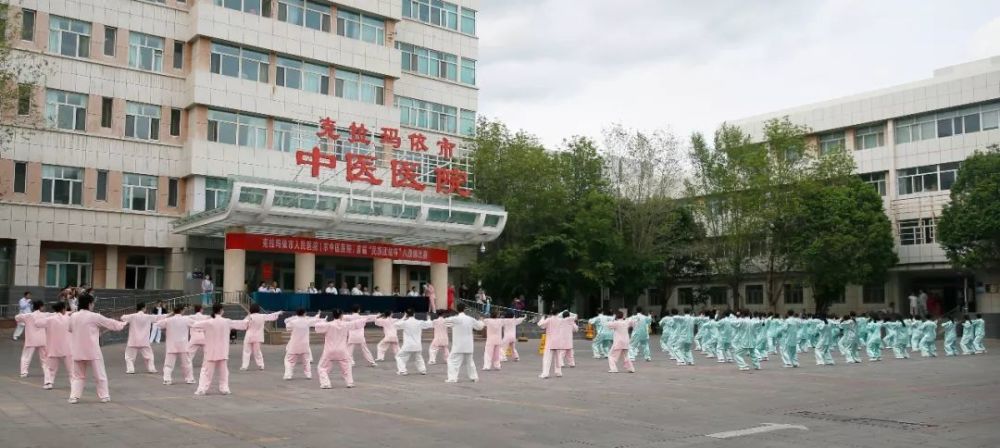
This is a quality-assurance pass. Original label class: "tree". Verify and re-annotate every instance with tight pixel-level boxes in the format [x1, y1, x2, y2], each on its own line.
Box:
[938, 144, 1000, 271]
[784, 151, 898, 312]
[1, 2, 47, 153]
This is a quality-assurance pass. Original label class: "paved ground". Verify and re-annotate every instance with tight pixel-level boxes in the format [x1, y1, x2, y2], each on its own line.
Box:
[1, 335, 997, 448]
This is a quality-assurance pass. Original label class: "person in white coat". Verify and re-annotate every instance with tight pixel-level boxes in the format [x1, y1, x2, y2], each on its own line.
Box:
[13, 292, 32, 341]
[393, 308, 434, 375]
[149, 301, 166, 344]
[444, 303, 485, 383]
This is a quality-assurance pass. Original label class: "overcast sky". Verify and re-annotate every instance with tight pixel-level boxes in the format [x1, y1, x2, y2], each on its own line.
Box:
[477, 0, 1000, 149]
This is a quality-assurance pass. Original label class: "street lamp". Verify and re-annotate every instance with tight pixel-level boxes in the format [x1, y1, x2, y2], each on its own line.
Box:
[480, 242, 486, 253]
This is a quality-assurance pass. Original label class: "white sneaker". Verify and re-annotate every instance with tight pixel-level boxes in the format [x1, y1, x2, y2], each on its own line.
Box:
[538, 374, 549, 379]
[185, 380, 196, 384]
[445, 379, 457, 383]
[68, 397, 79, 404]
[43, 383, 53, 390]
[220, 390, 231, 395]
[163, 380, 172, 385]
[239, 367, 248, 371]
[419, 371, 427, 375]
[19, 373, 28, 378]
[608, 370, 618, 373]
[320, 384, 332, 389]
[397, 371, 407, 376]
[194, 390, 205, 396]
[100, 397, 111, 403]
[346, 384, 355, 388]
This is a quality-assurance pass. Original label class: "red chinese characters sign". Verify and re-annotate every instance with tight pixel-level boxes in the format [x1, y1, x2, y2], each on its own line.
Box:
[226, 233, 449, 264]
[294, 117, 470, 197]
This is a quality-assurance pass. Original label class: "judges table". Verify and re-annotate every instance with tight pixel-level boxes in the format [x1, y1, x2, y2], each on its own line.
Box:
[251, 292, 430, 315]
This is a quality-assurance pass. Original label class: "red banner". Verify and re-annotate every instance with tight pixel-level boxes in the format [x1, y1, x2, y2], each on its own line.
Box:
[225, 233, 448, 264]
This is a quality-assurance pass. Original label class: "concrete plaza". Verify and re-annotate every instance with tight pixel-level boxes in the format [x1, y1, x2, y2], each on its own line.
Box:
[1, 336, 997, 448]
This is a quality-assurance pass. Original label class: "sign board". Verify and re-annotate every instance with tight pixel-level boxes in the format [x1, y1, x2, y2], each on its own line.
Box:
[226, 233, 448, 264]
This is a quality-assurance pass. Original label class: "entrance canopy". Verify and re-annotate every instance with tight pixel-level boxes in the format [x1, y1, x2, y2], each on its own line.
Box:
[172, 176, 507, 246]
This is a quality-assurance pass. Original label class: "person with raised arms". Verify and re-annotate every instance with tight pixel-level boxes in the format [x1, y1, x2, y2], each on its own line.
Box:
[393, 308, 434, 375]
[157, 304, 196, 385]
[192, 304, 250, 395]
[67, 294, 128, 403]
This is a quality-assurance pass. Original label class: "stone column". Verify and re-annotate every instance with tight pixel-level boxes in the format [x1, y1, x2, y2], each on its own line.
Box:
[398, 264, 409, 295]
[373, 258, 392, 296]
[223, 226, 246, 303]
[166, 247, 185, 291]
[14, 238, 41, 287]
[430, 261, 448, 310]
[294, 232, 316, 292]
[105, 245, 119, 289]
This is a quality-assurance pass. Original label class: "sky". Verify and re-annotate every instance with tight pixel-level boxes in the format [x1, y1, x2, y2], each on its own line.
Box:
[477, 0, 1000, 149]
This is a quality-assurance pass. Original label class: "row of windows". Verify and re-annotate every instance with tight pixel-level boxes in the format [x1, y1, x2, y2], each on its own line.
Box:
[857, 162, 959, 198]
[895, 101, 1000, 144]
[677, 283, 886, 305]
[30, 88, 183, 139]
[11, 163, 178, 212]
[210, 0, 387, 45]
[396, 42, 475, 86]
[209, 42, 386, 105]
[395, 96, 475, 136]
[402, 0, 476, 36]
[899, 218, 935, 246]
[21, 13, 184, 72]
[44, 249, 165, 289]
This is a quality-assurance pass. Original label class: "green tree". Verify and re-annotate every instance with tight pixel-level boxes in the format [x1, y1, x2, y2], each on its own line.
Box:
[938, 144, 1000, 271]
[1, 3, 47, 153]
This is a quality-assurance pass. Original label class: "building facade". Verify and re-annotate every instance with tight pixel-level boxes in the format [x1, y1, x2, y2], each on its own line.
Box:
[666, 57, 1000, 320]
[0, 0, 504, 306]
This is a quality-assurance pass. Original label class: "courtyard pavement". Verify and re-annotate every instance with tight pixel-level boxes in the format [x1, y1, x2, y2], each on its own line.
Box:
[0, 335, 997, 448]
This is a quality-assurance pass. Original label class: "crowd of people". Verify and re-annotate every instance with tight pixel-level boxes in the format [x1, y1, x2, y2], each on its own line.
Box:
[9, 295, 991, 404]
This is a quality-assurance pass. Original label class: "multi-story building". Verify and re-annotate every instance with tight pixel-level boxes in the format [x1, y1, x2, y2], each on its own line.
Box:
[666, 56, 1000, 328]
[0, 0, 505, 307]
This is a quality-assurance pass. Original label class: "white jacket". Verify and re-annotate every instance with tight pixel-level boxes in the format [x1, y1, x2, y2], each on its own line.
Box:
[394, 317, 434, 352]
[445, 312, 484, 354]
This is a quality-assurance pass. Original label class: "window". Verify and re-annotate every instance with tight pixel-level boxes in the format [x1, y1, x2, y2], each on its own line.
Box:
[45, 89, 87, 131]
[170, 108, 182, 136]
[396, 96, 458, 134]
[125, 254, 164, 290]
[676, 287, 693, 305]
[45, 250, 91, 287]
[395, 42, 458, 82]
[899, 218, 936, 246]
[337, 10, 385, 45]
[205, 177, 230, 210]
[403, 0, 459, 31]
[96, 170, 108, 201]
[460, 8, 476, 35]
[274, 120, 324, 153]
[13, 162, 27, 194]
[41, 165, 83, 205]
[745, 285, 764, 305]
[460, 58, 476, 85]
[460, 109, 475, 137]
[125, 102, 161, 141]
[863, 283, 885, 304]
[859, 171, 887, 196]
[123, 173, 158, 211]
[128, 32, 164, 72]
[276, 57, 330, 94]
[708, 286, 728, 305]
[894, 115, 936, 144]
[21, 9, 36, 41]
[335, 70, 384, 104]
[49, 16, 91, 58]
[207, 109, 267, 148]
[783, 284, 804, 304]
[897, 162, 960, 195]
[210, 42, 269, 83]
[17, 84, 31, 115]
[167, 178, 179, 207]
[818, 132, 845, 155]
[104, 26, 117, 56]
[854, 124, 885, 150]
[101, 97, 113, 128]
[279, 0, 331, 32]
[173, 41, 184, 69]
[895, 101, 1000, 143]
[213, 0, 269, 16]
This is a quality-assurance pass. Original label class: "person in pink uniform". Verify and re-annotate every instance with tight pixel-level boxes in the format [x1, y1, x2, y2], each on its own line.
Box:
[14, 300, 49, 378]
[500, 313, 526, 362]
[606, 311, 636, 373]
[424, 283, 437, 314]
[481, 311, 505, 371]
[344, 304, 378, 367]
[315, 309, 375, 388]
[283, 309, 324, 380]
[68, 295, 128, 403]
[564, 317, 579, 368]
[428, 310, 451, 365]
[538, 310, 577, 379]
[120, 302, 166, 374]
[187, 304, 210, 365]
[241, 304, 284, 371]
[157, 304, 195, 385]
[192, 304, 249, 395]
[373, 311, 400, 362]
[35, 302, 72, 390]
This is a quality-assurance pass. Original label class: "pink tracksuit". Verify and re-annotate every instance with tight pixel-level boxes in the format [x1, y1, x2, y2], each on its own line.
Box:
[192, 317, 249, 395]
[68, 310, 128, 402]
[157, 315, 195, 384]
[15, 310, 49, 377]
[315, 318, 371, 388]
[283, 315, 323, 379]
[187, 312, 210, 364]
[500, 317, 525, 362]
[428, 317, 450, 364]
[242, 311, 282, 370]
[344, 313, 377, 366]
[606, 319, 636, 373]
[120, 311, 165, 373]
[373, 317, 400, 361]
[538, 315, 571, 378]
[35, 312, 71, 388]
[482, 318, 505, 370]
